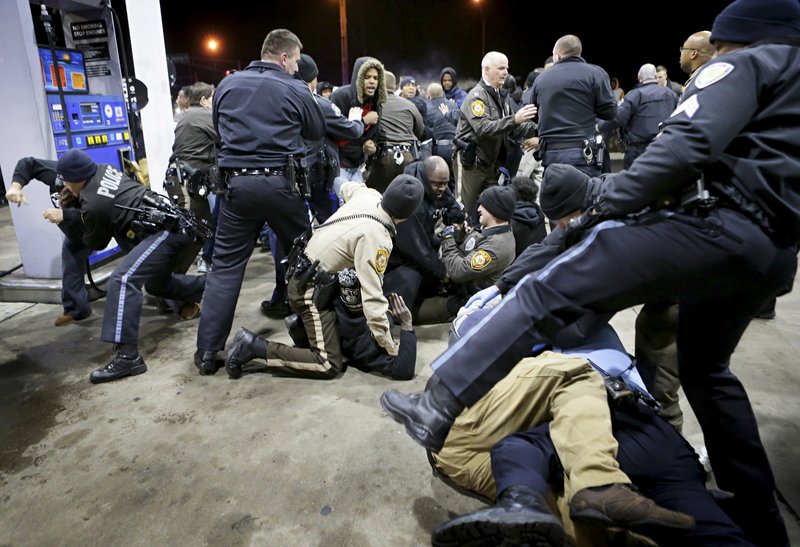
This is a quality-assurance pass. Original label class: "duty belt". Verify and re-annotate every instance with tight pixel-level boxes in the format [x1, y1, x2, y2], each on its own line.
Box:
[544, 140, 585, 151]
[227, 167, 285, 178]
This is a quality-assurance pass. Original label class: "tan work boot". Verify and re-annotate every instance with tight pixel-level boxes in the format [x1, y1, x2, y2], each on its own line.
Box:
[569, 484, 695, 535]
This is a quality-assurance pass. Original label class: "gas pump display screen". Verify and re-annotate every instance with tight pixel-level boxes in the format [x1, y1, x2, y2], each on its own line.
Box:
[38, 46, 88, 94]
[80, 102, 102, 126]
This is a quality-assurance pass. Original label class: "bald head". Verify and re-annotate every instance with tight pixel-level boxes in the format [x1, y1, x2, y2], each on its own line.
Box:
[427, 82, 444, 98]
[423, 156, 450, 199]
[680, 31, 715, 75]
[553, 35, 582, 60]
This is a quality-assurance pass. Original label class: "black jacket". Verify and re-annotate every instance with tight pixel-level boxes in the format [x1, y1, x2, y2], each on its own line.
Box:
[597, 81, 678, 146]
[510, 200, 547, 256]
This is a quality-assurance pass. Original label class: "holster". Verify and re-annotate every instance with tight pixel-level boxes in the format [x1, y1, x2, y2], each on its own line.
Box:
[311, 269, 339, 311]
[458, 141, 477, 169]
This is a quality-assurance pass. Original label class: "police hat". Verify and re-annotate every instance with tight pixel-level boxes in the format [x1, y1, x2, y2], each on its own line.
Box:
[56, 149, 97, 182]
[381, 175, 424, 219]
[540, 164, 590, 220]
[710, 0, 800, 44]
[478, 186, 516, 221]
[297, 53, 319, 83]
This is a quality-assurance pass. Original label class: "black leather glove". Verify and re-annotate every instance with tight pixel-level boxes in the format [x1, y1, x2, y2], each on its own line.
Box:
[563, 209, 604, 248]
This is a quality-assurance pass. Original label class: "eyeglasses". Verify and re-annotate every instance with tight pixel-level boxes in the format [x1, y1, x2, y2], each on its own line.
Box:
[678, 47, 698, 53]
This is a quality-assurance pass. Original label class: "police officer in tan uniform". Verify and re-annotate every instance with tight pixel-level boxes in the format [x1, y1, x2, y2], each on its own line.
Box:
[454, 51, 537, 218]
[224, 175, 424, 379]
[418, 186, 517, 323]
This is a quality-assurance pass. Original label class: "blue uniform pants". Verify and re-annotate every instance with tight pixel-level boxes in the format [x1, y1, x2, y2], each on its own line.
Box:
[197, 174, 310, 352]
[492, 404, 754, 546]
[432, 208, 797, 533]
[102, 230, 204, 345]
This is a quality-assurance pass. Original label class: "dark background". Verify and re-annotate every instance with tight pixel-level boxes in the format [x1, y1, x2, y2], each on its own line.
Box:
[111, 1, 733, 96]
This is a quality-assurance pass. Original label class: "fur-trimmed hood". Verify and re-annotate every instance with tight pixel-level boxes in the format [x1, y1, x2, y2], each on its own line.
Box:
[355, 58, 388, 105]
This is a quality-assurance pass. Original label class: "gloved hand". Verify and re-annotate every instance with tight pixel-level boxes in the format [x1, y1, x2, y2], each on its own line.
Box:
[464, 285, 500, 309]
[441, 224, 456, 239]
[347, 106, 363, 122]
[564, 209, 603, 248]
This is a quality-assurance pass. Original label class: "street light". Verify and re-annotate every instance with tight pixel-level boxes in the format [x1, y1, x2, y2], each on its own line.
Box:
[205, 37, 219, 54]
[474, 0, 485, 57]
[339, 0, 349, 85]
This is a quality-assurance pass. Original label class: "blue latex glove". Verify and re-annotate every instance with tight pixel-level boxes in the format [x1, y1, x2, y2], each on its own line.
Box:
[442, 224, 456, 239]
[465, 285, 500, 309]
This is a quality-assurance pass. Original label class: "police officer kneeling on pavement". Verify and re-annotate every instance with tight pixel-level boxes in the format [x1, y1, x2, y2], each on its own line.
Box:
[224, 175, 424, 380]
[54, 149, 208, 383]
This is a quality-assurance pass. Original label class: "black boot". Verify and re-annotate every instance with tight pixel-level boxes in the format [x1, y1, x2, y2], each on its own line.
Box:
[225, 328, 267, 379]
[90, 353, 147, 384]
[380, 378, 464, 453]
[194, 349, 218, 376]
[432, 485, 566, 547]
[284, 313, 310, 348]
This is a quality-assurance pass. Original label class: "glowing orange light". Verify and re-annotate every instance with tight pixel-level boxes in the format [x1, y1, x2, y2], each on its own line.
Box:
[206, 38, 219, 53]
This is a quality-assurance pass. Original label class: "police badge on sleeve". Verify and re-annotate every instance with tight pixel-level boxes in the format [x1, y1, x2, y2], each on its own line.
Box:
[375, 248, 389, 275]
[470, 100, 486, 118]
[470, 250, 492, 271]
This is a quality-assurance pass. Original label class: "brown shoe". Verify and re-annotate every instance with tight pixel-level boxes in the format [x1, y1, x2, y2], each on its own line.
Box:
[570, 484, 695, 534]
[54, 311, 91, 327]
[178, 302, 201, 321]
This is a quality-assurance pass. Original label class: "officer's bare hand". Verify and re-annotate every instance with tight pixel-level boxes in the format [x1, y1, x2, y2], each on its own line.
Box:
[438, 103, 449, 116]
[6, 182, 27, 207]
[522, 137, 540, 151]
[347, 106, 364, 122]
[363, 139, 377, 155]
[362, 111, 379, 125]
[388, 293, 413, 330]
[514, 104, 537, 124]
[42, 208, 64, 224]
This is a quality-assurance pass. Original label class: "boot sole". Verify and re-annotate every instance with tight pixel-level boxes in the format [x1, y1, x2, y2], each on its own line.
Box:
[570, 508, 694, 535]
[90, 364, 148, 384]
[433, 511, 566, 547]
[379, 392, 444, 453]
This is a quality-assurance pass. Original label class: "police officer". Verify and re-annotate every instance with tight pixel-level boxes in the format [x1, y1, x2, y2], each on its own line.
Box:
[50, 150, 205, 383]
[598, 64, 679, 169]
[417, 185, 515, 323]
[454, 51, 537, 219]
[194, 28, 326, 375]
[529, 35, 617, 176]
[382, 2, 800, 544]
[296, 53, 366, 222]
[224, 175, 423, 380]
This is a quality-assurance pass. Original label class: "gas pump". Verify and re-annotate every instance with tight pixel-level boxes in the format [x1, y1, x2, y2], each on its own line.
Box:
[0, 0, 152, 303]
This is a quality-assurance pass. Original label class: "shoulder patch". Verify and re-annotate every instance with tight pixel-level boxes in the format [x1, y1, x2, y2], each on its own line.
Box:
[374, 248, 389, 275]
[330, 103, 342, 117]
[470, 250, 492, 271]
[464, 236, 477, 251]
[470, 100, 486, 117]
[694, 62, 734, 89]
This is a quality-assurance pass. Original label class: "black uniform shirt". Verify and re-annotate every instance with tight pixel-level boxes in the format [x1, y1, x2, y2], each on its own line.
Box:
[531, 56, 617, 143]
[213, 61, 326, 168]
[78, 164, 145, 250]
[597, 81, 678, 146]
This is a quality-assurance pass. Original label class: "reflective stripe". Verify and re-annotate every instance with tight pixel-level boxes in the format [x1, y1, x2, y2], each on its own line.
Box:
[114, 231, 170, 343]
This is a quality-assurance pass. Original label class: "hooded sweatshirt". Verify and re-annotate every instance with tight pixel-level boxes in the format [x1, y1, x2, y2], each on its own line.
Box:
[440, 67, 468, 107]
[331, 57, 388, 168]
[510, 200, 547, 256]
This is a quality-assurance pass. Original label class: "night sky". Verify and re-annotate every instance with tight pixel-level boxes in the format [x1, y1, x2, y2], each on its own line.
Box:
[132, 0, 732, 94]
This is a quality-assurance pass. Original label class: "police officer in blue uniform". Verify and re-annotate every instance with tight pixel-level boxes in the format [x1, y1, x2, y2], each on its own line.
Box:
[529, 34, 617, 176]
[194, 29, 326, 374]
[49, 150, 206, 383]
[382, 2, 800, 544]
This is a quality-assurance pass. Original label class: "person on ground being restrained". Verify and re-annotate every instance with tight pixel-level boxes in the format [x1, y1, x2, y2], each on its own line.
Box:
[45, 149, 205, 383]
[193, 28, 326, 376]
[223, 176, 423, 380]
[285, 274, 417, 381]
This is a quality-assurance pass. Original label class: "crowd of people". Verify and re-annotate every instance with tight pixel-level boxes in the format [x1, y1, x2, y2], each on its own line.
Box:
[5, 0, 800, 544]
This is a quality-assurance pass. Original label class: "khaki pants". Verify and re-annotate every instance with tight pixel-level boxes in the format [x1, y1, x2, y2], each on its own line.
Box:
[365, 150, 414, 193]
[453, 151, 498, 216]
[433, 352, 630, 500]
[266, 277, 343, 377]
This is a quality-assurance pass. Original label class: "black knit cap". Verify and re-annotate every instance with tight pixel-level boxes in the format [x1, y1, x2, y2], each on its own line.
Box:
[297, 53, 319, 83]
[540, 164, 590, 220]
[399, 77, 416, 89]
[478, 186, 516, 221]
[56, 149, 97, 182]
[381, 175, 424, 219]
[710, 0, 800, 44]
